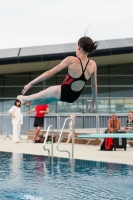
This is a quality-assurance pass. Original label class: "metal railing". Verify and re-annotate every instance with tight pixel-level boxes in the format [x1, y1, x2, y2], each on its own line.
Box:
[0, 113, 59, 135]
[0, 113, 129, 135]
[56, 117, 75, 159]
[43, 125, 54, 157]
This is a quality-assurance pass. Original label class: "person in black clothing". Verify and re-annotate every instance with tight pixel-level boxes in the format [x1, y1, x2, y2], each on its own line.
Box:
[123, 110, 133, 148]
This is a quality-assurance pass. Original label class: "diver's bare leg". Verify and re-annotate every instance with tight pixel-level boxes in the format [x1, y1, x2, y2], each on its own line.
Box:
[17, 85, 61, 106]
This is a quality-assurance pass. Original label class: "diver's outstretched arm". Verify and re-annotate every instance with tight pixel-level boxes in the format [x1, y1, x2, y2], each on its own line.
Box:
[91, 64, 97, 100]
[88, 64, 97, 112]
[21, 57, 72, 95]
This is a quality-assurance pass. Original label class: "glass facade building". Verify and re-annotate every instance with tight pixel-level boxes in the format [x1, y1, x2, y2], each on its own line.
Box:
[1, 62, 133, 114]
[0, 37, 133, 114]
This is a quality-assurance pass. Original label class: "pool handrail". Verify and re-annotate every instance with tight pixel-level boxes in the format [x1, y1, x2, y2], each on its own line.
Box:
[43, 125, 54, 157]
[56, 117, 75, 159]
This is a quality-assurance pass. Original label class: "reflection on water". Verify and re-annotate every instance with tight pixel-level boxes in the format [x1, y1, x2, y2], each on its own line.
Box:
[0, 152, 133, 200]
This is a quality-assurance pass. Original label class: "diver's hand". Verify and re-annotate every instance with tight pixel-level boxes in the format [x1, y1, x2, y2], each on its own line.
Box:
[21, 83, 32, 95]
[87, 100, 95, 113]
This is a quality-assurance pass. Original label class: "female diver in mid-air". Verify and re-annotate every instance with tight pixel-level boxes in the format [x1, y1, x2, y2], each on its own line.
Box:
[17, 36, 98, 112]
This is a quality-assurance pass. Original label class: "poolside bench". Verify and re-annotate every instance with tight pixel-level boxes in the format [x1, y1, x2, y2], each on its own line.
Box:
[27, 130, 101, 145]
[27, 130, 58, 142]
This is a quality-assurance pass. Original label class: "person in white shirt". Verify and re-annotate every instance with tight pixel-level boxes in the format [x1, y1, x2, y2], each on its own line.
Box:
[8, 99, 22, 143]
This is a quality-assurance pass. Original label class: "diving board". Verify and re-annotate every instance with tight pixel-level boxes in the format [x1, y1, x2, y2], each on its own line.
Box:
[78, 133, 133, 138]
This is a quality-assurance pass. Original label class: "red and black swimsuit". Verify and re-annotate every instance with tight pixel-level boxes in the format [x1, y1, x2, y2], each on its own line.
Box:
[60, 57, 89, 103]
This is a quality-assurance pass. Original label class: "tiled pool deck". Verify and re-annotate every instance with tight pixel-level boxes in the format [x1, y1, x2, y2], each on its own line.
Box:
[0, 135, 133, 165]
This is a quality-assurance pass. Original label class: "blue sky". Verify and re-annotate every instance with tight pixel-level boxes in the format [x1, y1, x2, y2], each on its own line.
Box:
[0, 0, 133, 49]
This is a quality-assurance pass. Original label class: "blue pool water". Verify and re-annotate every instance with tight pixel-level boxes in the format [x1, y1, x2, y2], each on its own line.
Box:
[0, 152, 133, 200]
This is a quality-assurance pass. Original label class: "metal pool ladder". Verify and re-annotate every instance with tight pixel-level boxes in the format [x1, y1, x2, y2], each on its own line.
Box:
[56, 117, 75, 159]
[43, 125, 54, 157]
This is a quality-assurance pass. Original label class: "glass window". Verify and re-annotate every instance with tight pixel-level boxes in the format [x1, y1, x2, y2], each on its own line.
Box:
[1, 63, 133, 114]
[95, 98, 133, 113]
[84, 86, 109, 98]
[110, 76, 133, 85]
[98, 87, 110, 97]
[4, 87, 24, 97]
[109, 99, 133, 113]
[31, 86, 44, 94]
[97, 66, 108, 75]
[48, 102, 56, 113]
[83, 87, 92, 98]
[57, 99, 84, 113]
[4, 74, 31, 86]
[96, 99, 110, 113]
[109, 64, 133, 75]
[0, 87, 3, 97]
[110, 87, 133, 97]
[97, 76, 109, 85]
[3, 99, 14, 113]
[0, 100, 3, 112]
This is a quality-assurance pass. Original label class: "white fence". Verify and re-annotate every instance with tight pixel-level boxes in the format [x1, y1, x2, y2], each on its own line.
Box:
[0, 113, 128, 135]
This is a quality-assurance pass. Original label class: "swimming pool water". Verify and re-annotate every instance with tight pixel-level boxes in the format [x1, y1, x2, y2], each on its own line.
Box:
[0, 152, 133, 200]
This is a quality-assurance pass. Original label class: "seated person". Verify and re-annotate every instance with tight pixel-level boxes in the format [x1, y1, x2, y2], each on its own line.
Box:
[123, 110, 133, 148]
[100, 113, 120, 150]
[108, 113, 120, 133]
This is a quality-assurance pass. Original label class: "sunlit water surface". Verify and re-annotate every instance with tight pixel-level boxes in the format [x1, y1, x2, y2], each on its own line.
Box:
[0, 152, 133, 200]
